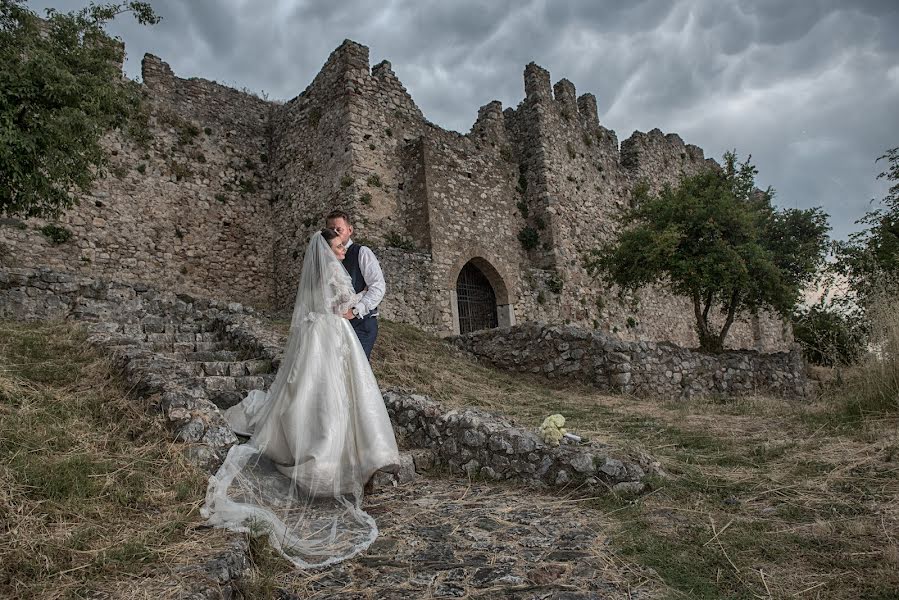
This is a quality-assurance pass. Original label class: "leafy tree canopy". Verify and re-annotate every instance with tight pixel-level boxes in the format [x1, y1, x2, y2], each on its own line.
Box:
[0, 0, 159, 219]
[832, 147, 899, 307]
[586, 151, 830, 352]
[792, 299, 867, 367]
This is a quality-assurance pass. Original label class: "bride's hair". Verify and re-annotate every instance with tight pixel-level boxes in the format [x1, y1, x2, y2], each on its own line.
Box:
[321, 228, 340, 243]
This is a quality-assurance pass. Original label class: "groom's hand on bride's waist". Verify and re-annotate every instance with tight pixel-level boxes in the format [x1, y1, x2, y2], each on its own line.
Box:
[342, 309, 355, 319]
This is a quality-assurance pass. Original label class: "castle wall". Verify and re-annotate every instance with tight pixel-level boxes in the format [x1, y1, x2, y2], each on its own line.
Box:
[0, 55, 275, 307]
[502, 68, 789, 351]
[255, 40, 790, 350]
[266, 42, 364, 308]
[0, 38, 793, 352]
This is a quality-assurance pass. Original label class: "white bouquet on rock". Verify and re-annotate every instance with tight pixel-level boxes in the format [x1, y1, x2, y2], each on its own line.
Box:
[538, 414, 582, 446]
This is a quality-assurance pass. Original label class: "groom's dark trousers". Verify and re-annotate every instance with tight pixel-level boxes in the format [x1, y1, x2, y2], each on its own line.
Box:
[350, 315, 378, 361]
[343, 242, 380, 361]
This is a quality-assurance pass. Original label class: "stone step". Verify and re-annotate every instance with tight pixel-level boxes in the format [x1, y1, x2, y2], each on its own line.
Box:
[125, 357, 197, 378]
[143, 332, 220, 344]
[161, 350, 241, 363]
[180, 359, 273, 377]
[201, 374, 276, 409]
[144, 339, 228, 353]
[367, 452, 416, 490]
[139, 316, 217, 335]
[200, 374, 275, 392]
[198, 359, 273, 377]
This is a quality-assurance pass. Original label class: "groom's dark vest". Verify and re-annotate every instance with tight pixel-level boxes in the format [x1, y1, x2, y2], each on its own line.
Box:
[343, 243, 377, 318]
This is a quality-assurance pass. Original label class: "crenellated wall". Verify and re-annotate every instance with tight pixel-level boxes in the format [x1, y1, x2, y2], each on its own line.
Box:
[0, 39, 794, 353]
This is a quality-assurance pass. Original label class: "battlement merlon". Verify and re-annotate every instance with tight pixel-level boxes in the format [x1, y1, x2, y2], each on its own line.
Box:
[372, 59, 394, 78]
[141, 53, 174, 90]
[524, 63, 552, 100]
[577, 93, 599, 128]
[333, 38, 370, 75]
[472, 100, 505, 136]
[553, 78, 576, 110]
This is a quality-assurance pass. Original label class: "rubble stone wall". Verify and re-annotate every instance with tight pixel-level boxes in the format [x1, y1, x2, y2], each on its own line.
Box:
[453, 322, 807, 399]
[0, 54, 276, 307]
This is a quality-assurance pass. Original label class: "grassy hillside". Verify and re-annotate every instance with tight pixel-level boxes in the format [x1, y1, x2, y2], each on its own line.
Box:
[370, 320, 899, 599]
[3, 317, 897, 599]
[0, 321, 230, 599]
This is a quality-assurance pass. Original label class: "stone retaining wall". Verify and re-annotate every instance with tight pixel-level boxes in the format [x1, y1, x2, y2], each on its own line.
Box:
[453, 322, 807, 399]
[384, 390, 659, 493]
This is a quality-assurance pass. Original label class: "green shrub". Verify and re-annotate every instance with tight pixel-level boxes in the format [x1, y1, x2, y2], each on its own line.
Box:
[793, 301, 866, 366]
[385, 232, 414, 251]
[308, 107, 322, 128]
[238, 178, 257, 193]
[547, 275, 563, 294]
[516, 199, 529, 218]
[168, 161, 192, 181]
[40, 224, 71, 244]
[518, 226, 539, 250]
[828, 294, 899, 419]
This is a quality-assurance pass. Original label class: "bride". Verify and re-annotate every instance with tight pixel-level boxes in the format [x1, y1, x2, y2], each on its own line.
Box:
[201, 229, 400, 568]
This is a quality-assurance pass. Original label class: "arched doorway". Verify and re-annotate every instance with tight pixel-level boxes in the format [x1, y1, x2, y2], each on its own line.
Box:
[456, 261, 499, 334]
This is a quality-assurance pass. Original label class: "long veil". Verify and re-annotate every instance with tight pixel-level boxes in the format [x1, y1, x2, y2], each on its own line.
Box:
[201, 232, 399, 568]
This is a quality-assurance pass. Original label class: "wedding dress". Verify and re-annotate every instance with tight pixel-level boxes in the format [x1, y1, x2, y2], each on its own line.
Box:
[201, 232, 400, 568]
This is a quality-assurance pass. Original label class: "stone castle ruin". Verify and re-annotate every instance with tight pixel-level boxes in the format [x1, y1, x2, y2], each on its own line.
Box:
[0, 39, 791, 350]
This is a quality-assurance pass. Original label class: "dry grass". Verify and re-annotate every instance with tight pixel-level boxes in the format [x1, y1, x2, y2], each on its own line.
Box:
[0, 320, 232, 599]
[15, 315, 893, 598]
[368, 320, 899, 599]
[832, 298, 899, 421]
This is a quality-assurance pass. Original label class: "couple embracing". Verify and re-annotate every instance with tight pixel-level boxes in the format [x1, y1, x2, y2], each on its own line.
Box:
[202, 210, 401, 569]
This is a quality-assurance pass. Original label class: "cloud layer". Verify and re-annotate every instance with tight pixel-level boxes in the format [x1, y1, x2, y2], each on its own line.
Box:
[35, 0, 899, 239]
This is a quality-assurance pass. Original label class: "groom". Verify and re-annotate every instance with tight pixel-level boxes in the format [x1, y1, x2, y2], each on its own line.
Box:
[325, 210, 385, 361]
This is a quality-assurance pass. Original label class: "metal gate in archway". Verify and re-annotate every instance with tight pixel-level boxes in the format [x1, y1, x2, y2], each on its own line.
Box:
[456, 261, 498, 334]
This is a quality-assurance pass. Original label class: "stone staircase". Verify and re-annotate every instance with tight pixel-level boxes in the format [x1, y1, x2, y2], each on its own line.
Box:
[81, 299, 415, 484]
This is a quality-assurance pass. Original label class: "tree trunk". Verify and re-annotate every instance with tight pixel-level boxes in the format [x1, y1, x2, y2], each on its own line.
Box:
[717, 289, 740, 351]
[693, 291, 719, 352]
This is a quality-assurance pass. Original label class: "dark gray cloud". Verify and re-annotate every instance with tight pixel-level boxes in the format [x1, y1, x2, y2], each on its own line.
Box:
[33, 0, 899, 239]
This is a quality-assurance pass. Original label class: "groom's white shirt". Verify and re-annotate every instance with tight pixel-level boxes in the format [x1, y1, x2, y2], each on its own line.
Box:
[346, 239, 385, 318]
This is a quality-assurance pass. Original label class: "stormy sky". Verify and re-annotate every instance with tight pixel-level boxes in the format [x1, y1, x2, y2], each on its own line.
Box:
[34, 0, 899, 240]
